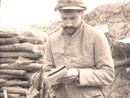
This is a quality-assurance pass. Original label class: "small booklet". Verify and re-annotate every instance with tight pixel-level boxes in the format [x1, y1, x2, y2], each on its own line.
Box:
[46, 66, 67, 85]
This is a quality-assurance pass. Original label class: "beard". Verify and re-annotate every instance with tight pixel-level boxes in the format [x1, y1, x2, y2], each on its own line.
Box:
[63, 26, 77, 35]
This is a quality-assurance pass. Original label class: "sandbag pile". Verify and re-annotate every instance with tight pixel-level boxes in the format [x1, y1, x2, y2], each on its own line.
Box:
[0, 28, 48, 98]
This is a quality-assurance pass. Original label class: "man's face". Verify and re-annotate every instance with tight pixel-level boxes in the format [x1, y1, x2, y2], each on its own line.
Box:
[59, 10, 82, 35]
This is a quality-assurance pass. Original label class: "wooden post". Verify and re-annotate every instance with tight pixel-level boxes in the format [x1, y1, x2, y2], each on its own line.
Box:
[0, 0, 1, 9]
[3, 90, 8, 98]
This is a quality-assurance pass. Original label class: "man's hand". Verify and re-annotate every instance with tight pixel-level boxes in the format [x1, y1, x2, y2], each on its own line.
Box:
[51, 83, 62, 90]
[44, 68, 58, 85]
[57, 68, 79, 85]
[44, 69, 62, 90]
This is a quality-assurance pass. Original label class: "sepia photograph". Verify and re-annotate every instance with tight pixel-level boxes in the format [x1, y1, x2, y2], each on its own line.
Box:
[0, 0, 130, 98]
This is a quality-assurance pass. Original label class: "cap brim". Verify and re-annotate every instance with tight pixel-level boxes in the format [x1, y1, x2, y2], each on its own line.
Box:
[60, 6, 85, 10]
[54, 6, 86, 11]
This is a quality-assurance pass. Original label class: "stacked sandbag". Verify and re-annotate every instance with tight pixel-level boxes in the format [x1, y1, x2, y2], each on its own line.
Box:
[0, 28, 20, 63]
[0, 27, 48, 98]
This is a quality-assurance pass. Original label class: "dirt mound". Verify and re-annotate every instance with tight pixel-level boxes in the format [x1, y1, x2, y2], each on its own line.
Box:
[83, 2, 130, 41]
[30, 21, 62, 36]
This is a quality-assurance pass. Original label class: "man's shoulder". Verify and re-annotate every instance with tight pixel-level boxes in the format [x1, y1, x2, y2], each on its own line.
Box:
[84, 24, 104, 36]
[84, 24, 95, 32]
[49, 29, 62, 41]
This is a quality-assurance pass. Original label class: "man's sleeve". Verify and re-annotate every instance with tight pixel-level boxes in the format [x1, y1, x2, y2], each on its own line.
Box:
[78, 31, 115, 86]
[43, 37, 55, 72]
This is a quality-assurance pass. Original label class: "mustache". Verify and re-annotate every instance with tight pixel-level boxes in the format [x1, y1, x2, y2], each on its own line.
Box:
[63, 26, 76, 30]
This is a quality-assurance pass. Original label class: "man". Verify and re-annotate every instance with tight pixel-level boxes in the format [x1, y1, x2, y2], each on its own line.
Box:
[43, 0, 115, 98]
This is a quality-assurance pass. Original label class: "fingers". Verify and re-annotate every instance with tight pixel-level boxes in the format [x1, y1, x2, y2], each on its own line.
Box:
[51, 83, 62, 90]
[56, 75, 76, 85]
[57, 75, 74, 81]
[67, 68, 79, 77]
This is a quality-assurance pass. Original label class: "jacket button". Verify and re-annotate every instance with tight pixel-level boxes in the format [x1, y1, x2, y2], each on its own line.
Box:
[65, 85, 68, 88]
[64, 57, 67, 61]
[47, 89, 50, 93]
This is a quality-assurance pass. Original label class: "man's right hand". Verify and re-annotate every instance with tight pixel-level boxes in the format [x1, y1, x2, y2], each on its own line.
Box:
[44, 72, 62, 90]
[44, 68, 59, 85]
[57, 68, 79, 85]
[51, 83, 62, 90]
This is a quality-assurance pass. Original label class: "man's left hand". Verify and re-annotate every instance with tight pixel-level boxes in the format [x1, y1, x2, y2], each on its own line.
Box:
[57, 68, 79, 85]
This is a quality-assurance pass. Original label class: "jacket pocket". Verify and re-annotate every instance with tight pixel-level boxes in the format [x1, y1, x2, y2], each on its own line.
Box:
[83, 92, 103, 98]
[82, 87, 104, 98]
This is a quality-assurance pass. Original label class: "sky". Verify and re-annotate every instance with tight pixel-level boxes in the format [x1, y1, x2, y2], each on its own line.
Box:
[0, 0, 129, 27]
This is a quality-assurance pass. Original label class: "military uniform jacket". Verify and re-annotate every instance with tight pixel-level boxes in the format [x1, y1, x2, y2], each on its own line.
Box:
[43, 21, 115, 98]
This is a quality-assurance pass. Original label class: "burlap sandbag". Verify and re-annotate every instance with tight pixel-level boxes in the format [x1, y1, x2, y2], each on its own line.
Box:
[19, 36, 43, 44]
[3, 80, 28, 87]
[0, 43, 38, 52]
[0, 92, 21, 98]
[1, 86, 28, 95]
[0, 37, 20, 45]
[35, 44, 45, 55]
[0, 69, 27, 76]
[0, 63, 42, 71]
[0, 74, 27, 79]
[0, 79, 6, 86]
[0, 31, 19, 38]
[19, 28, 48, 42]
[0, 58, 17, 64]
[0, 52, 42, 60]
